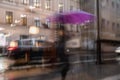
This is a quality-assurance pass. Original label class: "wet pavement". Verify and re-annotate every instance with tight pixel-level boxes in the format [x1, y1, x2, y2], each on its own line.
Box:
[2, 62, 119, 80]
[0, 53, 120, 80]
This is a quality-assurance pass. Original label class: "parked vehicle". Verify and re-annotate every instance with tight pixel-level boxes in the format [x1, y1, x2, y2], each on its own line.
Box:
[115, 47, 120, 62]
[7, 38, 56, 64]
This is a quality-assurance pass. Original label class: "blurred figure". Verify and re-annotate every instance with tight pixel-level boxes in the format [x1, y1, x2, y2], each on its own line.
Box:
[56, 24, 70, 80]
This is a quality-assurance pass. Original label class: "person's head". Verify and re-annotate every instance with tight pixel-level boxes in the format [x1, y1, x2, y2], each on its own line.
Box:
[58, 30, 64, 36]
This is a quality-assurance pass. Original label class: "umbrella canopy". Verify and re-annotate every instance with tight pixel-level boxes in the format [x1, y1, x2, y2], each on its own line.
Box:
[48, 10, 95, 24]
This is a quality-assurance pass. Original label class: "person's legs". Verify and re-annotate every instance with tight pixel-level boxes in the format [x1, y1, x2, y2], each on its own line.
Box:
[56, 45, 70, 80]
[61, 63, 69, 80]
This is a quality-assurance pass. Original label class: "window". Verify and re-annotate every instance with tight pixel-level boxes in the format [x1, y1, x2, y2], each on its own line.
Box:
[45, 19, 50, 28]
[29, 0, 33, 6]
[6, 11, 13, 24]
[106, 0, 108, 3]
[116, 3, 119, 9]
[106, 21, 109, 30]
[29, 0, 40, 7]
[116, 24, 120, 32]
[101, 0, 106, 8]
[7, 0, 14, 2]
[34, 18, 40, 27]
[33, 0, 41, 8]
[58, 3, 64, 13]
[112, 22, 115, 32]
[70, 24, 73, 32]
[116, 24, 120, 37]
[20, 15, 27, 26]
[20, 35, 29, 39]
[101, 19, 105, 30]
[111, 1, 115, 8]
[22, 0, 29, 5]
[21, 39, 33, 46]
[107, 21, 109, 26]
[45, 0, 51, 10]
[70, 5, 73, 11]
[76, 25, 79, 32]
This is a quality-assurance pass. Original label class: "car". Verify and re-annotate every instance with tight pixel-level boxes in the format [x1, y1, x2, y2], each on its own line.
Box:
[115, 47, 120, 53]
[115, 47, 120, 61]
[7, 38, 57, 64]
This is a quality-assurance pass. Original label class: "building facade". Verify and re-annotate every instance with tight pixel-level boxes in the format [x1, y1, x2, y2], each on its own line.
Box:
[0, 0, 80, 46]
[1, 0, 119, 62]
[100, 0, 120, 61]
[79, 0, 120, 62]
[100, 0, 120, 40]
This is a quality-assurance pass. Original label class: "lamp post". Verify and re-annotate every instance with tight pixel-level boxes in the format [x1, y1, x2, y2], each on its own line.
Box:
[96, 0, 102, 64]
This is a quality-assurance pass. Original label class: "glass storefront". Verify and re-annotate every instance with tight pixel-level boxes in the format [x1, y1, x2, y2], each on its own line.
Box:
[0, 0, 120, 80]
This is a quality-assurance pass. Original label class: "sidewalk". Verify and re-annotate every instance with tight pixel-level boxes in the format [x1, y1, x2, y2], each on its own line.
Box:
[0, 56, 119, 80]
[101, 74, 120, 80]
[0, 51, 120, 80]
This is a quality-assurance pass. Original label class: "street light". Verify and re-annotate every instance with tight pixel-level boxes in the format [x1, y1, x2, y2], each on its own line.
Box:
[29, 26, 40, 35]
[96, 0, 102, 64]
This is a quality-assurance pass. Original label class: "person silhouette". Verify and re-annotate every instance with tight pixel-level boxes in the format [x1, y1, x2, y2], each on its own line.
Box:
[56, 24, 70, 80]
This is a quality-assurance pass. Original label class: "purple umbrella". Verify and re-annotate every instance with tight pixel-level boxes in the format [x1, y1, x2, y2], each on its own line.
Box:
[48, 10, 95, 24]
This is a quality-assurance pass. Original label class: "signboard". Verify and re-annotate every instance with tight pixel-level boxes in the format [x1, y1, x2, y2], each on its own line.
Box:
[66, 38, 81, 48]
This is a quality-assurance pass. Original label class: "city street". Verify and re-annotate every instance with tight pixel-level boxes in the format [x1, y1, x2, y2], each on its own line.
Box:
[0, 0, 120, 80]
[0, 53, 120, 80]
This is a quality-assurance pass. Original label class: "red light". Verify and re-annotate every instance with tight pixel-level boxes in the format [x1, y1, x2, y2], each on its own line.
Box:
[8, 47, 17, 51]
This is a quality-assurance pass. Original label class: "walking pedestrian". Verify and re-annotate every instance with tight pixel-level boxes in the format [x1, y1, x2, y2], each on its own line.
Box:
[56, 24, 70, 80]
